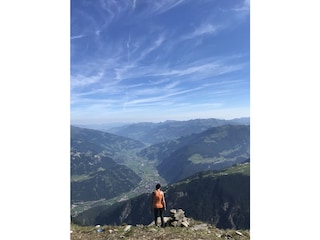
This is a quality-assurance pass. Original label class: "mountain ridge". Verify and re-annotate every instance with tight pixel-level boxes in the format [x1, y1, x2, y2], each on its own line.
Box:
[71, 126, 144, 203]
[138, 124, 250, 183]
[72, 162, 250, 230]
[71, 125, 146, 159]
[107, 117, 250, 144]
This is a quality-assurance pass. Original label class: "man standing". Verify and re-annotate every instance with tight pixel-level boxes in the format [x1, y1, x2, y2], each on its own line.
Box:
[151, 183, 166, 227]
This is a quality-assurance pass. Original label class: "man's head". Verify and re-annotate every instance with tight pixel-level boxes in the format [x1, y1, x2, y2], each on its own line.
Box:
[156, 183, 161, 189]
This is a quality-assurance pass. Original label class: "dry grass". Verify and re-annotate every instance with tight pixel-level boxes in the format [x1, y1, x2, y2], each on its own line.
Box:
[70, 221, 250, 240]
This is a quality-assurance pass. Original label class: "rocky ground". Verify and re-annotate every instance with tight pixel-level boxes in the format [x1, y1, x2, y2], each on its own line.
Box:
[70, 220, 250, 240]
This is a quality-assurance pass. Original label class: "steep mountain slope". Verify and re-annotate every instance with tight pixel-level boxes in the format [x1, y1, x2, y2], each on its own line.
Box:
[71, 125, 145, 161]
[71, 126, 144, 202]
[71, 153, 141, 202]
[72, 163, 250, 230]
[108, 118, 249, 144]
[139, 125, 250, 183]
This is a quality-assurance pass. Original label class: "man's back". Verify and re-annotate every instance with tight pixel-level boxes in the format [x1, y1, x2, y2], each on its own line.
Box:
[153, 190, 164, 208]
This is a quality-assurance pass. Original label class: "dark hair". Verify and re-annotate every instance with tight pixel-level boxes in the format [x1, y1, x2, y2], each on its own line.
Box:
[156, 183, 161, 189]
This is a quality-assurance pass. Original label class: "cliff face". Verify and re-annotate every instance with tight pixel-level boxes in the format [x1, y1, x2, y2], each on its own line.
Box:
[166, 173, 250, 229]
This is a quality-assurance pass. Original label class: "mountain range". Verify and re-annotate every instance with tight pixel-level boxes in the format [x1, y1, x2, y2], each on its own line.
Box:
[70, 118, 250, 229]
[72, 162, 250, 229]
[71, 125, 145, 162]
[139, 124, 250, 183]
[107, 117, 249, 145]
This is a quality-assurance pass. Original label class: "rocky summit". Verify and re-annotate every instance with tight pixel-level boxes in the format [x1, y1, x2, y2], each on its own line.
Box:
[71, 219, 250, 240]
[71, 208, 250, 240]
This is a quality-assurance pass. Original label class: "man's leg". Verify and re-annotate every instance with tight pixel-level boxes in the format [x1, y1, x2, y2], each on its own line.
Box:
[153, 208, 158, 226]
[159, 208, 164, 227]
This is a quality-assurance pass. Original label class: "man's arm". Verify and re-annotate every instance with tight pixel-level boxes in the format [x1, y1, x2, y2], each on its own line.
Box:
[151, 192, 155, 211]
[162, 192, 166, 210]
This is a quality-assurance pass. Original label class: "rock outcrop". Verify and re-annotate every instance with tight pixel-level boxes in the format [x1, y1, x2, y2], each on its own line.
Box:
[166, 209, 190, 227]
[149, 208, 190, 227]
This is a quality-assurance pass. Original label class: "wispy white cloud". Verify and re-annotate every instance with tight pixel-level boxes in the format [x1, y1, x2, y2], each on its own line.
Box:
[124, 80, 181, 99]
[71, 71, 104, 89]
[71, 34, 85, 40]
[71, 56, 246, 108]
[193, 24, 218, 36]
[98, 0, 186, 22]
[164, 80, 180, 90]
[147, 60, 244, 80]
[145, 0, 186, 16]
[136, 34, 166, 62]
[202, 79, 248, 88]
[232, 0, 250, 12]
[156, 63, 219, 77]
[182, 23, 220, 40]
[125, 87, 203, 106]
[132, 0, 136, 11]
[71, 96, 117, 106]
[98, 0, 131, 21]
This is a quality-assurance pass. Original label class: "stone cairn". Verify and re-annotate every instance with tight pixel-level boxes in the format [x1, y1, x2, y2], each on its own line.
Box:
[166, 208, 190, 227]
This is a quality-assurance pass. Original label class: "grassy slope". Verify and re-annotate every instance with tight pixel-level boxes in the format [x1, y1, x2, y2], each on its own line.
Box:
[170, 161, 250, 186]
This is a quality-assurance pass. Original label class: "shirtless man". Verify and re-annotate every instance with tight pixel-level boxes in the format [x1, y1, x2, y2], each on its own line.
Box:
[151, 183, 166, 227]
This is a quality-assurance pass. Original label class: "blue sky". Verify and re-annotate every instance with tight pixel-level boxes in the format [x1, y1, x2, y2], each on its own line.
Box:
[71, 0, 250, 124]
